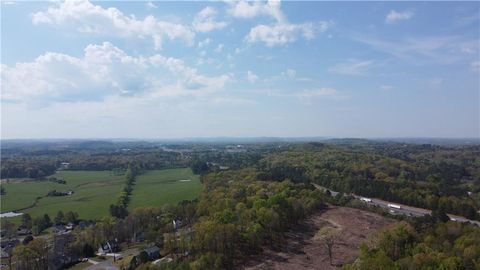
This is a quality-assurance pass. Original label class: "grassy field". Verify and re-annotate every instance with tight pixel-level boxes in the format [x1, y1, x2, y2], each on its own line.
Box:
[1, 171, 125, 221]
[1, 169, 202, 222]
[1, 180, 66, 212]
[129, 168, 202, 210]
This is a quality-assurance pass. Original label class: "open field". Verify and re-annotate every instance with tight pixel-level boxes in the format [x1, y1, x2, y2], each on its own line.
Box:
[1, 169, 202, 222]
[1, 171, 125, 221]
[129, 168, 202, 210]
[245, 205, 396, 270]
[1, 180, 66, 212]
[25, 171, 126, 220]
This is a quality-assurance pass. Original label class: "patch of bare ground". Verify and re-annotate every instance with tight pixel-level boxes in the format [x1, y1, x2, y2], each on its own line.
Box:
[243, 205, 397, 270]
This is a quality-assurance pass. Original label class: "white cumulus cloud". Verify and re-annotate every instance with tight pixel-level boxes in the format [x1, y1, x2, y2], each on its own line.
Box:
[228, 0, 331, 47]
[198, 38, 211, 48]
[1, 42, 230, 104]
[282, 68, 296, 78]
[386, 10, 414, 23]
[246, 21, 330, 47]
[226, 0, 285, 23]
[32, 0, 194, 50]
[146, 1, 157, 9]
[193, 6, 227, 33]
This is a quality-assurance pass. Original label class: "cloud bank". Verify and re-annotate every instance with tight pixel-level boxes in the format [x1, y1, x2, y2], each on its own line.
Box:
[32, 0, 194, 50]
[1, 42, 230, 105]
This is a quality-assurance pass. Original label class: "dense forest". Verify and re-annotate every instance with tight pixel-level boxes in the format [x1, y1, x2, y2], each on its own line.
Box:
[257, 143, 480, 220]
[186, 169, 325, 268]
[346, 221, 480, 269]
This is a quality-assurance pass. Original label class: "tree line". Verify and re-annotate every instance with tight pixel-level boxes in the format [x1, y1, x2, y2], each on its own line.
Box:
[110, 166, 141, 218]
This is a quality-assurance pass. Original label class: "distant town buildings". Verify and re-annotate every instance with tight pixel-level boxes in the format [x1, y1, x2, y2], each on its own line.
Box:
[59, 162, 70, 170]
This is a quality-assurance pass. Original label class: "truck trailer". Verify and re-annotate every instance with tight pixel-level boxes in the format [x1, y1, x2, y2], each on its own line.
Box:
[387, 203, 401, 209]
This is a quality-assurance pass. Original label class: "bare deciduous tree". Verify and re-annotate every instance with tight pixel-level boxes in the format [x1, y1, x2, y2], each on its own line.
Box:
[324, 235, 336, 266]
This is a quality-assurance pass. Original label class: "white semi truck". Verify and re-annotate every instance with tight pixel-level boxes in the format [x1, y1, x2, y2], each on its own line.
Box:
[387, 203, 401, 209]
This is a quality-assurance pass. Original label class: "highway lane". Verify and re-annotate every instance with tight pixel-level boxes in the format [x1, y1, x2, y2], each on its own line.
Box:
[312, 183, 480, 226]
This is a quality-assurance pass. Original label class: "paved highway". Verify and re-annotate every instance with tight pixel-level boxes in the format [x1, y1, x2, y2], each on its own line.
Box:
[312, 183, 480, 226]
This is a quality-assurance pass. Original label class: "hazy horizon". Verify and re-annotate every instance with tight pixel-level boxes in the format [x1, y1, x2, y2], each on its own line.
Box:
[2, 1, 479, 139]
[2, 136, 479, 143]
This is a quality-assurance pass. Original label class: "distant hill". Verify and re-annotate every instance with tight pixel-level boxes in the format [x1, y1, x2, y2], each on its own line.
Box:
[1, 136, 478, 149]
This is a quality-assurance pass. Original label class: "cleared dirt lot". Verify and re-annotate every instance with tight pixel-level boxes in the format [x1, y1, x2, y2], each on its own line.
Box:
[244, 205, 396, 270]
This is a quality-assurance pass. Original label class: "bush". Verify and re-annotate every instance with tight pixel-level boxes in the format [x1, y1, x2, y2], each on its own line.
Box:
[22, 235, 34, 245]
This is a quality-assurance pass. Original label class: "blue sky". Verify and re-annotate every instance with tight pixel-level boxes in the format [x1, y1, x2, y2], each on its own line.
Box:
[1, 1, 479, 139]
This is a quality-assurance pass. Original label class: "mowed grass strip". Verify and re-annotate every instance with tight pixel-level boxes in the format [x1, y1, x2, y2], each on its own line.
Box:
[129, 168, 202, 210]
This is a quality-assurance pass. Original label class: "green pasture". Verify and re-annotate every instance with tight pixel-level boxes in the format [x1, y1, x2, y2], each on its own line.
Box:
[1, 169, 202, 222]
[1, 171, 125, 221]
[129, 168, 202, 209]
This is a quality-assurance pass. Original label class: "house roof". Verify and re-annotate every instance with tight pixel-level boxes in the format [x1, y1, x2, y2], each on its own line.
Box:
[1, 250, 10, 258]
[145, 245, 160, 254]
[0, 239, 19, 249]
